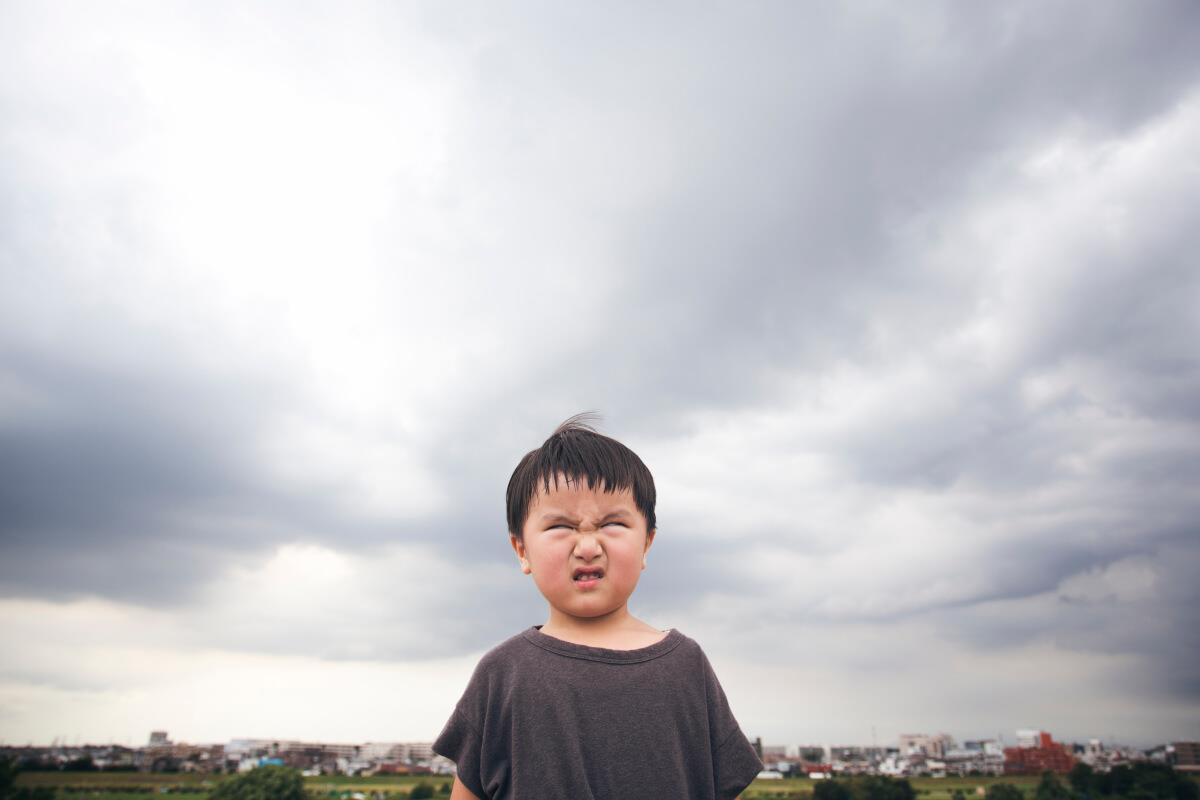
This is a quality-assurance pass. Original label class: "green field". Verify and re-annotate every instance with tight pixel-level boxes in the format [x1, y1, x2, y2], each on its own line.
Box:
[741, 776, 1042, 800]
[16, 765, 1199, 799]
[14, 771, 453, 799]
[13, 771, 1047, 799]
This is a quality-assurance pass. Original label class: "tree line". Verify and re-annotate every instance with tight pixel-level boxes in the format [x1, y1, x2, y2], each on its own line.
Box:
[811, 765, 1197, 800]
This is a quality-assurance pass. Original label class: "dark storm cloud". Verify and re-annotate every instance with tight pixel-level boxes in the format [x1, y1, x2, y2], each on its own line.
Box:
[1, 340, 307, 602]
[554, 1, 1200, 425]
[937, 538, 1200, 699]
[394, 8, 1200, 557]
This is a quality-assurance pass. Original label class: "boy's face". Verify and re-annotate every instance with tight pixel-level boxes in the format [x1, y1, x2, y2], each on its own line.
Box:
[510, 475, 655, 625]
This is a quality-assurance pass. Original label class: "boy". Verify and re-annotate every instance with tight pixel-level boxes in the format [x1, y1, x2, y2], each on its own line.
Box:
[433, 416, 762, 799]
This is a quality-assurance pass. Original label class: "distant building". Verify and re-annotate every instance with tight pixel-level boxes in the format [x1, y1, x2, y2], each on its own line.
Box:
[899, 733, 954, 760]
[1016, 730, 1043, 749]
[1005, 731, 1075, 774]
[406, 742, 435, 763]
[944, 741, 1004, 777]
[1172, 742, 1200, 773]
[795, 745, 828, 763]
[762, 745, 790, 762]
[148, 731, 170, 747]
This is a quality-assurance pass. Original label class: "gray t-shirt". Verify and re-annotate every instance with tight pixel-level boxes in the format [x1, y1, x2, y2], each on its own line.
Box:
[433, 626, 762, 799]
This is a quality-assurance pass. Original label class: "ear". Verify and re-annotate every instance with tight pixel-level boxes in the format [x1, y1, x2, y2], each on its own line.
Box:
[642, 528, 655, 568]
[510, 533, 532, 574]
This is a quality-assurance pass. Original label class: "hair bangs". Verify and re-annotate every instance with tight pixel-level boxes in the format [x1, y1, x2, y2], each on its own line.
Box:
[506, 414, 657, 539]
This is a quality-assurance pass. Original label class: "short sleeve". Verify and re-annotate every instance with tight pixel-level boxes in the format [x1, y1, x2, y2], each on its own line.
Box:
[432, 706, 488, 799]
[714, 725, 764, 799]
[700, 649, 763, 799]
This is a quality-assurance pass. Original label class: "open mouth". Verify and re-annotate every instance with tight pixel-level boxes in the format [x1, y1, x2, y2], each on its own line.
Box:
[573, 568, 605, 582]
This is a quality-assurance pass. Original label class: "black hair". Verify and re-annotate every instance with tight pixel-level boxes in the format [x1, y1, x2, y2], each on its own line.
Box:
[506, 413, 657, 540]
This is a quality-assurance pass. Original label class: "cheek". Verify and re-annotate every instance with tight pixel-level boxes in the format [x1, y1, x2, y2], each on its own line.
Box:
[528, 549, 569, 583]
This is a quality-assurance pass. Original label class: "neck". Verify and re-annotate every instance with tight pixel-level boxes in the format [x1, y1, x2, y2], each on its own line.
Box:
[540, 604, 661, 648]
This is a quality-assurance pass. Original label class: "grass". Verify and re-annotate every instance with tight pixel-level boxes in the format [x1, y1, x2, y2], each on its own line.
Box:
[17, 771, 1051, 799]
[14, 771, 453, 798]
[740, 775, 1045, 800]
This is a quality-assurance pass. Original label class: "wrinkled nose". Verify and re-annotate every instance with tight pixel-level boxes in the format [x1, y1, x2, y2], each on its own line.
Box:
[574, 532, 602, 560]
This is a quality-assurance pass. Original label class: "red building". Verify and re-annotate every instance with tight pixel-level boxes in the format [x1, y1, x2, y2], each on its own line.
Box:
[1004, 732, 1076, 774]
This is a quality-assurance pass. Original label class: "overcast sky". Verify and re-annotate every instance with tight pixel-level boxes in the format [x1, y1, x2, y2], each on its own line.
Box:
[2, 1, 1199, 750]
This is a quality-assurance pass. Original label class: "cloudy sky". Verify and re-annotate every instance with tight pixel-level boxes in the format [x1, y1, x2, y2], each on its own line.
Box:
[2, 1, 1199, 750]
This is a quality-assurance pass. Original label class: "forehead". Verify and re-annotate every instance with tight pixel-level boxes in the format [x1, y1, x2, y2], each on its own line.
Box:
[527, 474, 638, 517]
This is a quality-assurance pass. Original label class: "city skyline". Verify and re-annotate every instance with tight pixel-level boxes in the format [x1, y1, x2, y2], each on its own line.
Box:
[0, 716, 1190, 753]
[5, 727, 1194, 775]
[1, 732, 1184, 751]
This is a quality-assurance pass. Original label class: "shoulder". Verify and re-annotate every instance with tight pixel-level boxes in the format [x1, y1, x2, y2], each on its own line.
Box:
[665, 631, 731, 689]
[454, 630, 537, 717]
[476, 629, 533, 666]
[665, 629, 708, 663]
[482, 628, 535, 662]
[650, 629, 722, 681]
[466, 628, 541, 686]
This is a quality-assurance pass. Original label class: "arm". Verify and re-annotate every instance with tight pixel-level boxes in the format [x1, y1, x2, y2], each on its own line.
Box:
[450, 775, 481, 800]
